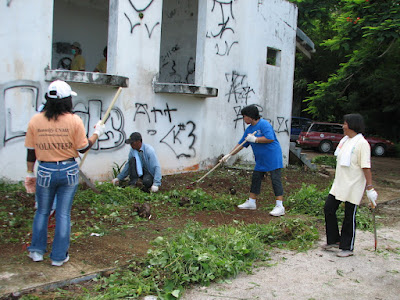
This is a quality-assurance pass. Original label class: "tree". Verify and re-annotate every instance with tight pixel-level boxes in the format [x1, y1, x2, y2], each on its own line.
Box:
[291, 0, 400, 141]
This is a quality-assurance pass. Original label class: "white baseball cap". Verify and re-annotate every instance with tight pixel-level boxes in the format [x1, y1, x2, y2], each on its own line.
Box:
[47, 80, 77, 99]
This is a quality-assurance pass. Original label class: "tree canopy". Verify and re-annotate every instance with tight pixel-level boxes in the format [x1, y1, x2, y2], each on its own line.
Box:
[291, 0, 400, 141]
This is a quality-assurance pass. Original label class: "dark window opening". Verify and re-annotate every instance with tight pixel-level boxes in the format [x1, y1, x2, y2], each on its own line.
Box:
[52, 0, 109, 73]
[158, 0, 198, 84]
[266, 47, 281, 66]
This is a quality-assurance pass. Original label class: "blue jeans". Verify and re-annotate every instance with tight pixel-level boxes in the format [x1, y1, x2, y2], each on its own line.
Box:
[28, 161, 79, 261]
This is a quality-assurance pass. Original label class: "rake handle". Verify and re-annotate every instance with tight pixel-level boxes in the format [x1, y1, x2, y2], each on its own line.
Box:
[195, 131, 257, 183]
[80, 87, 122, 168]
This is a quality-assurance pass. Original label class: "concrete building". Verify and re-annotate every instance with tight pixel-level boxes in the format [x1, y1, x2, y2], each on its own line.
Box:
[1, 0, 302, 182]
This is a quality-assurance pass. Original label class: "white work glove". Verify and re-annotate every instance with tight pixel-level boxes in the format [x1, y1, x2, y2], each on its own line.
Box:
[220, 153, 232, 163]
[150, 185, 159, 193]
[94, 121, 106, 137]
[366, 188, 378, 208]
[245, 134, 257, 143]
[25, 171, 36, 194]
[112, 178, 120, 186]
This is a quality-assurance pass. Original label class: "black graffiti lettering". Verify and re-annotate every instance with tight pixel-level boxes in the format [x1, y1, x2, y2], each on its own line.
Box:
[186, 121, 196, 151]
[215, 41, 238, 56]
[150, 108, 163, 123]
[128, 0, 154, 12]
[233, 106, 244, 129]
[225, 71, 255, 105]
[276, 117, 289, 135]
[134, 103, 151, 123]
[145, 22, 160, 38]
[163, 103, 177, 123]
[124, 13, 140, 33]
[211, 0, 235, 39]
[160, 121, 196, 159]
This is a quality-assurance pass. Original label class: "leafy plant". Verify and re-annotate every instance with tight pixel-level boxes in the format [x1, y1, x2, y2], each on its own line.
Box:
[312, 155, 337, 168]
[111, 161, 127, 178]
[85, 219, 318, 299]
[286, 183, 373, 230]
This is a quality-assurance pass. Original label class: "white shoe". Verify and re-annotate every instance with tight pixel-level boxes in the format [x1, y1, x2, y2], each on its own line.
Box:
[28, 251, 43, 262]
[269, 205, 285, 216]
[238, 200, 256, 210]
[52, 255, 70, 267]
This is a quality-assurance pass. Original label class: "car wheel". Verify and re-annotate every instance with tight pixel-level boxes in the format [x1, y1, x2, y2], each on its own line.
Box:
[372, 144, 386, 157]
[318, 140, 333, 153]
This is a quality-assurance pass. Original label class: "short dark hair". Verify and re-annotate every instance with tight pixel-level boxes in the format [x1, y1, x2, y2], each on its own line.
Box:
[344, 113, 365, 134]
[126, 132, 142, 144]
[241, 105, 260, 120]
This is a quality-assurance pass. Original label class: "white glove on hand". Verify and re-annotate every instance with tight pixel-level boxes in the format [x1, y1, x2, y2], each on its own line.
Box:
[245, 134, 257, 143]
[220, 153, 232, 163]
[112, 178, 120, 186]
[94, 121, 106, 137]
[366, 188, 378, 208]
[150, 185, 159, 193]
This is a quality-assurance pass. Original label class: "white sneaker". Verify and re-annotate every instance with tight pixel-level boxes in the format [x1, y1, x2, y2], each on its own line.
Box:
[52, 255, 70, 267]
[238, 200, 256, 210]
[28, 251, 43, 262]
[269, 205, 285, 216]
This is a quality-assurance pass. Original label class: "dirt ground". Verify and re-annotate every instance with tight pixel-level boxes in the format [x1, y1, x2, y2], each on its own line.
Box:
[0, 150, 399, 299]
[182, 152, 400, 300]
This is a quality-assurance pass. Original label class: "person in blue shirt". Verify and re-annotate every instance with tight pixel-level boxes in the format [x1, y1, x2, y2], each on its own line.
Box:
[220, 105, 285, 216]
[112, 132, 162, 192]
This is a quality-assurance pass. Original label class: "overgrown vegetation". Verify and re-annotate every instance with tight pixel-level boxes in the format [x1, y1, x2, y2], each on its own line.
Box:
[286, 183, 374, 231]
[1, 165, 376, 299]
[290, 0, 400, 142]
[312, 155, 337, 168]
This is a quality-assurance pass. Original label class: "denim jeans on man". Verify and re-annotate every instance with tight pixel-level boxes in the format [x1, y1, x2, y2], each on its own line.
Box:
[28, 161, 79, 262]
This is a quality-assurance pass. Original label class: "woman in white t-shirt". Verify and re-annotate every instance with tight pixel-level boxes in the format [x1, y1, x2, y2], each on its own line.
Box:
[323, 113, 378, 257]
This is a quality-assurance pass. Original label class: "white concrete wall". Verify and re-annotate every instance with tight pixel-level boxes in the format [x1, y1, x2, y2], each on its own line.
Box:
[0, 0, 53, 181]
[0, 0, 297, 182]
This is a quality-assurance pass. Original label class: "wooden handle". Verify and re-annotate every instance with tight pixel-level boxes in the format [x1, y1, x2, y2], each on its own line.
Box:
[80, 87, 123, 168]
[195, 131, 257, 183]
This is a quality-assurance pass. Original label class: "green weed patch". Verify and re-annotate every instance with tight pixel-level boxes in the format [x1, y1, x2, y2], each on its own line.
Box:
[82, 219, 318, 299]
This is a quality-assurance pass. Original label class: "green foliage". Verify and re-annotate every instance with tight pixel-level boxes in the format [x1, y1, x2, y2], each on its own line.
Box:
[312, 155, 337, 168]
[286, 183, 374, 230]
[286, 183, 330, 217]
[0, 182, 35, 243]
[111, 161, 127, 178]
[86, 219, 318, 299]
[161, 188, 236, 212]
[290, 0, 400, 142]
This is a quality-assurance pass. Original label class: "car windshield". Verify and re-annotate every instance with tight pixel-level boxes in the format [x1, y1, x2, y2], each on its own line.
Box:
[309, 124, 343, 134]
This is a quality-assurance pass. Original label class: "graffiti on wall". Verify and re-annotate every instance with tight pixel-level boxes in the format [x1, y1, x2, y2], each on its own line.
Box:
[124, 0, 160, 38]
[223, 73, 290, 135]
[266, 117, 290, 135]
[225, 71, 255, 105]
[133, 103, 197, 158]
[0, 80, 198, 157]
[0, 81, 126, 151]
[207, 0, 239, 56]
[160, 44, 195, 84]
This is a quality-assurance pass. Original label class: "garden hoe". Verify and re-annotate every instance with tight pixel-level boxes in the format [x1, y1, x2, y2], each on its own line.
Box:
[192, 131, 257, 186]
[371, 202, 377, 251]
[79, 87, 123, 193]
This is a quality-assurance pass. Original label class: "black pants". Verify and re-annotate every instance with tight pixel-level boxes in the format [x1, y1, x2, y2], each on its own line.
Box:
[250, 169, 283, 196]
[324, 194, 357, 251]
[128, 157, 153, 190]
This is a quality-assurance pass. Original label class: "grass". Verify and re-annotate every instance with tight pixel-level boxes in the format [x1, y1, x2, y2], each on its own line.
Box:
[0, 166, 375, 299]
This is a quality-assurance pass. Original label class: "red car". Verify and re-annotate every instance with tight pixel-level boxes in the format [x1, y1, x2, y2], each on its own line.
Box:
[297, 122, 395, 156]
